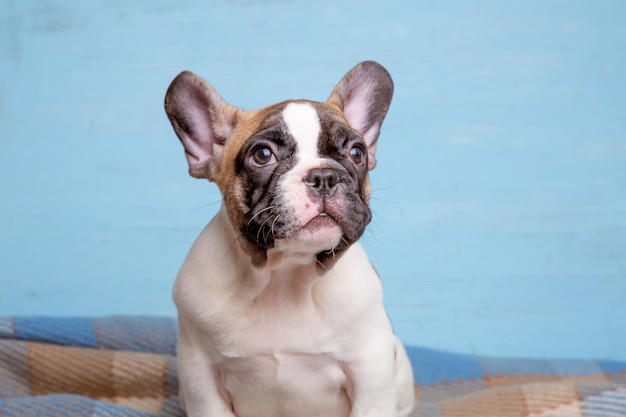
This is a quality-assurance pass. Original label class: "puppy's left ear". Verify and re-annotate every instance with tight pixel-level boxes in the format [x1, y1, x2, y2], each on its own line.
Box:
[327, 61, 393, 170]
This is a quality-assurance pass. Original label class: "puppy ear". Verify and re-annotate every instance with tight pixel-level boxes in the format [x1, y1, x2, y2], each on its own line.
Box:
[164, 71, 240, 179]
[327, 61, 393, 170]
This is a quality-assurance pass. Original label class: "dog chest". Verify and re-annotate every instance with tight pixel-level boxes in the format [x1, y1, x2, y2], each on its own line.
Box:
[217, 351, 351, 417]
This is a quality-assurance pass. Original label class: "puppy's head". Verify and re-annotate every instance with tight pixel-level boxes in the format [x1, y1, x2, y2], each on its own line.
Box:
[165, 61, 393, 267]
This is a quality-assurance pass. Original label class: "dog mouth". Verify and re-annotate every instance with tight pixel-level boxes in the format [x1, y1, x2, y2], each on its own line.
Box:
[243, 190, 370, 255]
[290, 211, 344, 251]
[244, 208, 342, 247]
[303, 212, 339, 228]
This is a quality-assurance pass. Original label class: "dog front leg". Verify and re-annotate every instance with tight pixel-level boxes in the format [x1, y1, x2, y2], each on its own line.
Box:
[393, 337, 415, 417]
[177, 339, 235, 417]
[346, 351, 399, 417]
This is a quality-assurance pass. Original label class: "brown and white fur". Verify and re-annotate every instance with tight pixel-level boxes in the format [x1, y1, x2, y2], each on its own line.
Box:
[164, 61, 414, 417]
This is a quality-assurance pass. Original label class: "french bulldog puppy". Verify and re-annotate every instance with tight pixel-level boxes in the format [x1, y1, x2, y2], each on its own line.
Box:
[164, 61, 414, 417]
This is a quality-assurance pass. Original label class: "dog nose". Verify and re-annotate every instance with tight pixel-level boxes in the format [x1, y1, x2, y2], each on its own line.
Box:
[304, 168, 339, 198]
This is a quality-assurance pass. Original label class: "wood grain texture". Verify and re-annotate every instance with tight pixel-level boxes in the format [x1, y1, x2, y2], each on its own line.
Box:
[0, 0, 624, 360]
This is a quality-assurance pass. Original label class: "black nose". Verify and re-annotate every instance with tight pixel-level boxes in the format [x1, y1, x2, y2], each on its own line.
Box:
[304, 168, 339, 198]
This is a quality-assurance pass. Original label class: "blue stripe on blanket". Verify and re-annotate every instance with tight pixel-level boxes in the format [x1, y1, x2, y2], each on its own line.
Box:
[0, 316, 178, 355]
[405, 345, 485, 384]
[598, 359, 626, 374]
[11, 317, 97, 348]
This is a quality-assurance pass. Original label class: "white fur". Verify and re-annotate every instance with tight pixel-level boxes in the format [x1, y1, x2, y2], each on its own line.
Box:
[174, 205, 415, 417]
[282, 102, 320, 160]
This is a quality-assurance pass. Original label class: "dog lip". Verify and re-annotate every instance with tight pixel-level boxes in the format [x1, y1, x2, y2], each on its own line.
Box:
[304, 212, 338, 227]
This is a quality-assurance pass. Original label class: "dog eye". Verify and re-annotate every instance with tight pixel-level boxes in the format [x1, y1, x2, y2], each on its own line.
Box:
[348, 145, 366, 166]
[250, 146, 277, 167]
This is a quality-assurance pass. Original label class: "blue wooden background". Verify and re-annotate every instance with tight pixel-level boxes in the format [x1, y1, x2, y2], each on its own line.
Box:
[1, 1, 625, 361]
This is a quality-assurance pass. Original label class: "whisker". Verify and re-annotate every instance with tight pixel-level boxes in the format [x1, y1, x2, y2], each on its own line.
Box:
[193, 198, 224, 210]
[270, 213, 282, 238]
[263, 214, 279, 243]
[257, 213, 278, 244]
[371, 182, 399, 193]
[315, 257, 330, 272]
[248, 205, 276, 225]
[361, 236, 377, 259]
[220, 233, 246, 266]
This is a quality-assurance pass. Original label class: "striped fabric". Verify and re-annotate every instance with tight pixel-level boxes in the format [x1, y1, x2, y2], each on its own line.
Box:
[0, 317, 625, 416]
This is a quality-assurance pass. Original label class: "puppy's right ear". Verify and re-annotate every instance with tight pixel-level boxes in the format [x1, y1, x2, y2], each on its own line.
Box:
[164, 71, 241, 179]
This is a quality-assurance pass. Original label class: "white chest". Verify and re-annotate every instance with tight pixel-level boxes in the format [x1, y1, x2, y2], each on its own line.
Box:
[217, 351, 351, 417]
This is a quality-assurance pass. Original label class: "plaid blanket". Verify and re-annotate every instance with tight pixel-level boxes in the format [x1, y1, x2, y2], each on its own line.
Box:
[0, 316, 625, 417]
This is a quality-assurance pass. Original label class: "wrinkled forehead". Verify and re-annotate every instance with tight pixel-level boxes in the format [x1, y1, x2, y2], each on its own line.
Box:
[282, 102, 322, 159]
[248, 100, 352, 157]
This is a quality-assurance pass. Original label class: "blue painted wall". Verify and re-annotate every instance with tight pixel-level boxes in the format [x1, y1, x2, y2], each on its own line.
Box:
[1, 1, 625, 360]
